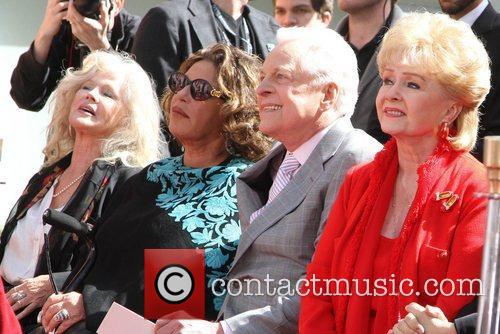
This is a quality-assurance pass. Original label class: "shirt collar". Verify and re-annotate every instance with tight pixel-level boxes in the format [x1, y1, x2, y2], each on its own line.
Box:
[290, 121, 336, 166]
[459, 0, 488, 26]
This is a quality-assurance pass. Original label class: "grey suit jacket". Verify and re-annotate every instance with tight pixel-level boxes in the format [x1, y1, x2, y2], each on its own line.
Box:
[336, 5, 404, 143]
[220, 118, 382, 333]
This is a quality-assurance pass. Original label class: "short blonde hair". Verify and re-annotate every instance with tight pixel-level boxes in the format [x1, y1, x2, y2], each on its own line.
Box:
[377, 12, 491, 152]
[44, 51, 164, 167]
[162, 43, 272, 161]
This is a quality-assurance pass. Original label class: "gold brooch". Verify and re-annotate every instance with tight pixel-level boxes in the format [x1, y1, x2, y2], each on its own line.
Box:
[435, 191, 459, 211]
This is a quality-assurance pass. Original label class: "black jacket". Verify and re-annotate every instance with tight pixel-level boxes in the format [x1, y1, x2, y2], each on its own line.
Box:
[471, 3, 500, 160]
[9, 10, 140, 112]
[132, 0, 278, 99]
[454, 313, 477, 334]
[0, 154, 138, 291]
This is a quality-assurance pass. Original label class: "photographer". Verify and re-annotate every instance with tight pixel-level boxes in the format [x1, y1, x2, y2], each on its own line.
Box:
[10, 0, 140, 111]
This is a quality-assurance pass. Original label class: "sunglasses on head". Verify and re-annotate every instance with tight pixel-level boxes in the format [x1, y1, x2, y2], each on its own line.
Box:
[167, 72, 224, 101]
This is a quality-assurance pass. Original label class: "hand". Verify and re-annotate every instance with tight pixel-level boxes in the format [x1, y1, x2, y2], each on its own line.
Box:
[388, 312, 425, 334]
[155, 311, 223, 334]
[66, 0, 114, 50]
[34, 0, 70, 63]
[390, 302, 457, 334]
[38, 0, 69, 39]
[41, 292, 86, 334]
[6, 275, 53, 320]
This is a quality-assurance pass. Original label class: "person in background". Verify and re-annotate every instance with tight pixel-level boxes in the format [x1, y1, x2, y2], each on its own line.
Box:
[39, 44, 272, 334]
[273, 0, 332, 27]
[300, 12, 491, 334]
[1, 50, 163, 331]
[336, 0, 404, 143]
[10, 0, 139, 112]
[438, 0, 500, 160]
[155, 27, 381, 334]
[131, 0, 279, 156]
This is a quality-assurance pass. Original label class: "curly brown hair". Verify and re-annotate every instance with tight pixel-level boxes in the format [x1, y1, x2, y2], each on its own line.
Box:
[162, 43, 272, 161]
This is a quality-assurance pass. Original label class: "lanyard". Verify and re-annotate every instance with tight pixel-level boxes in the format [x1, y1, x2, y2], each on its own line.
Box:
[211, 3, 253, 54]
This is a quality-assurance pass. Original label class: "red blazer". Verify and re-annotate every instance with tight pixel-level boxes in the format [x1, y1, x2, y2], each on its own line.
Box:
[0, 280, 21, 333]
[300, 140, 487, 334]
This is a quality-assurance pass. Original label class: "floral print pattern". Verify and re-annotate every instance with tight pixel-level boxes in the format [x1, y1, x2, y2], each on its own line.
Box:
[146, 156, 251, 314]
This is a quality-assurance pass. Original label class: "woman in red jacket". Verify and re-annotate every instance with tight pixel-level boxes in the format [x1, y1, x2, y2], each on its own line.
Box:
[299, 12, 491, 334]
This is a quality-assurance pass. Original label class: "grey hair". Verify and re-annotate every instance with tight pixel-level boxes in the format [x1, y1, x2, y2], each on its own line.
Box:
[276, 27, 359, 117]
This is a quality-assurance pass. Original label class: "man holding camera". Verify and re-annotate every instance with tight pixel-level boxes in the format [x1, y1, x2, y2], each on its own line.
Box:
[10, 0, 140, 111]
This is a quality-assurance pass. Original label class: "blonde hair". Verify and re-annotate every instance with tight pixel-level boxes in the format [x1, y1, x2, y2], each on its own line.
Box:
[377, 12, 491, 152]
[162, 43, 272, 161]
[44, 50, 164, 167]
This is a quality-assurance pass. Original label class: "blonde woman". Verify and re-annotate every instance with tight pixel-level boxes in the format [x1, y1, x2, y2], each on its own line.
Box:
[1, 50, 163, 330]
[300, 12, 491, 334]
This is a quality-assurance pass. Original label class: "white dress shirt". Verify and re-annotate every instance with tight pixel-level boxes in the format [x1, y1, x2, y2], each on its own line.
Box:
[0, 182, 59, 285]
[459, 0, 488, 26]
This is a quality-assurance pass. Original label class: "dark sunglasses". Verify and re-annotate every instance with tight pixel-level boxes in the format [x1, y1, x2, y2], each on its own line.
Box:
[167, 72, 224, 101]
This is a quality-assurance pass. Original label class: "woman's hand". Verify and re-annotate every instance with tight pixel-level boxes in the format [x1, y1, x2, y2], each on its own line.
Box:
[388, 303, 457, 334]
[41, 292, 86, 334]
[6, 275, 53, 320]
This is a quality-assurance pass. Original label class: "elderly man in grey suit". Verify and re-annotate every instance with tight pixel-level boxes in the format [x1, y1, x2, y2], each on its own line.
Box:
[154, 27, 381, 334]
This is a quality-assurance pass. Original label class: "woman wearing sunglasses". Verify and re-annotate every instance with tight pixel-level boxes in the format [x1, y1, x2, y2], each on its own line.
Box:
[39, 43, 272, 333]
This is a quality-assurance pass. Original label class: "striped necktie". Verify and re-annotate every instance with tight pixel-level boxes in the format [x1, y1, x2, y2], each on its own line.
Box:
[249, 152, 301, 223]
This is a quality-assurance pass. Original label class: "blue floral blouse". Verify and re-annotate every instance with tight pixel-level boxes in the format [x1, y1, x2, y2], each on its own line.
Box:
[145, 155, 252, 318]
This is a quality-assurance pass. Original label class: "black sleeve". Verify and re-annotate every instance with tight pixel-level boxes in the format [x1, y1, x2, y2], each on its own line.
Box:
[9, 35, 67, 111]
[131, 6, 180, 98]
[454, 313, 477, 334]
[113, 10, 141, 54]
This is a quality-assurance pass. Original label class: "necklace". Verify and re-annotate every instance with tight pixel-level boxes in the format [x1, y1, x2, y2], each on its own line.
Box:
[52, 172, 86, 198]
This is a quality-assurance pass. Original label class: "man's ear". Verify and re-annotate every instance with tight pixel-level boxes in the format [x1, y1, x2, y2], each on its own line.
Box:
[443, 103, 463, 123]
[320, 83, 338, 111]
[321, 12, 332, 27]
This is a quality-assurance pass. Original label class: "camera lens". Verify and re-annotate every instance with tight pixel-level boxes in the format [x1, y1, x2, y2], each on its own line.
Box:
[73, 0, 101, 18]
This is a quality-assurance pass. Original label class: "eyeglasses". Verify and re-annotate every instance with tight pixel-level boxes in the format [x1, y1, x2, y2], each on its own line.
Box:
[167, 72, 224, 101]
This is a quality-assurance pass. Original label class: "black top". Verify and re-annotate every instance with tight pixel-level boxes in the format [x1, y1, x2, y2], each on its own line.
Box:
[9, 10, 140, 112]
[0, 155, 137, 288]
[78, 156, 251, 331]
[339, 10, 393, 77]
[454, 313, 477, 334]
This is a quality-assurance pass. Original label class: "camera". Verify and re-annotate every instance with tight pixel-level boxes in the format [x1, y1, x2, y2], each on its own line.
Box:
[63, 0, 112, 20]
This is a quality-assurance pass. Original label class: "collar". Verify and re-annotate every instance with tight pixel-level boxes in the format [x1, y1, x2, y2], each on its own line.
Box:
[290, 121, 336, 166]
[211, 1, 249, 20]
[339, 6, 394, 51]
[459, 0, 489, 26]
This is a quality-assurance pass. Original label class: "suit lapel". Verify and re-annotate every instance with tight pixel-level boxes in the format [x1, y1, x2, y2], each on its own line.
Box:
[246, 7, 277, 57]
[472, 3, 497, 35]
[187, 0, 219, 48]
[237, 146, 285, 229]
[230, 118, 354, 268]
